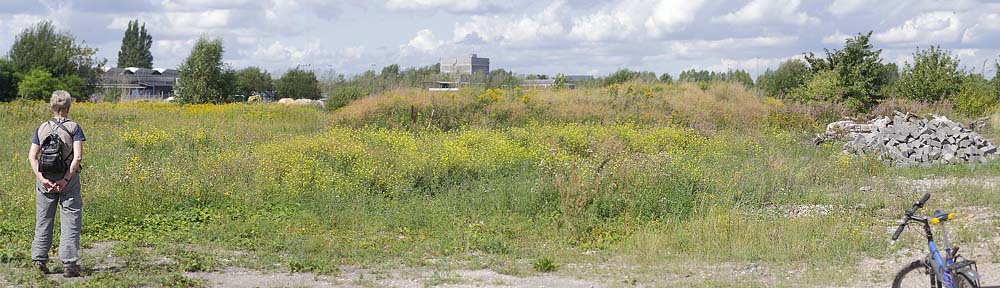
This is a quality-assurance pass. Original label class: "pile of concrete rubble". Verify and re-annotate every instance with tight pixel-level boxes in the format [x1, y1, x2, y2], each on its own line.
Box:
[818, 111, 997, 166]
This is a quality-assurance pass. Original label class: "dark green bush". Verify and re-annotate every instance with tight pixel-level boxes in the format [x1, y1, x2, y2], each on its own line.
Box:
[325, 85, 366, 111]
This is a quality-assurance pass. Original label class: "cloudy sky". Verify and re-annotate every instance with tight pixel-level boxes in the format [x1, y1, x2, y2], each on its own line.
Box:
[1, 0, 999, 78]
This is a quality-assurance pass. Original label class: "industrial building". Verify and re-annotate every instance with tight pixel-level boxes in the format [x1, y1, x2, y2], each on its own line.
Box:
[439, 54, 489, 83]
[521, 79, 576, 89]
[96, 67, 179, 100]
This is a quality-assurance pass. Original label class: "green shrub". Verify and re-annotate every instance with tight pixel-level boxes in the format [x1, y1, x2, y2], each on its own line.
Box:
[604, 69, 656, 86]
[758, 59, 810, 98]
[277, 68, 321, 100]
[789, 70, 845, 103]
[953, 75, 998, 116]
[890, 46, 963, 101]
[804, 31, 893, 110]
[325, 85, 365, 111]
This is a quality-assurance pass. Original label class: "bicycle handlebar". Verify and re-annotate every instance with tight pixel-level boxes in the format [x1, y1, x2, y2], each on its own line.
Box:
[916, 193, 930, 208]
[892, 222, 906, 240]
[892, 193, 931, 241]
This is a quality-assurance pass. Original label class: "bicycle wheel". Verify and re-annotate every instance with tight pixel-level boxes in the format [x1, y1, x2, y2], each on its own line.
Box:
[892, 260, 938, 288]
[953, 273, 979, 288]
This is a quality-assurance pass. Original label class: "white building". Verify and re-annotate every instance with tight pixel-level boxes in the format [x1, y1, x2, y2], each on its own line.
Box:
[440, 54, 489, 83]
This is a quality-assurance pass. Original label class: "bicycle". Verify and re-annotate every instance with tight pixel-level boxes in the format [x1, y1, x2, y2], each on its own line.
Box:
[891, 193, 985, 288]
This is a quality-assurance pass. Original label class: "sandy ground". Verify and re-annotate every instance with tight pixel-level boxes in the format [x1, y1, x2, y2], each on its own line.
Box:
[181, 266, 605, 288]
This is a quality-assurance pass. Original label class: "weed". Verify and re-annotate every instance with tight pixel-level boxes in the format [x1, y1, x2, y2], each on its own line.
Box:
[532, 257, 558, 272]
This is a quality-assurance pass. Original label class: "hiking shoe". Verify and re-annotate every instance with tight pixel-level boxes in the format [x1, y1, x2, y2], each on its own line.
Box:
[34, 260, 49, 274]
[62, 262, 80, 278]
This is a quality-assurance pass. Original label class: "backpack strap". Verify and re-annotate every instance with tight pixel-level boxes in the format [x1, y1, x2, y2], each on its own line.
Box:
[47, 119, 76, 162]
[49, 119, 75, 137]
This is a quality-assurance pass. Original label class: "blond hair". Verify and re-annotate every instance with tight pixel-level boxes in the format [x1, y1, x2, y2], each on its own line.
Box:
[50, 90, 73, 114]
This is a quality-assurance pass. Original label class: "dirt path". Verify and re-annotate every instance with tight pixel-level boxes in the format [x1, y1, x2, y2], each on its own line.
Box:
[184, 267, 338, 288]
[184, 265, 605, 287]
[68, 242, 606, 287]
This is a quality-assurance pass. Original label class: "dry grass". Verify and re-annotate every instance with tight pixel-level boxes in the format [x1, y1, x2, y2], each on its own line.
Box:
[331, 81, 770, 133]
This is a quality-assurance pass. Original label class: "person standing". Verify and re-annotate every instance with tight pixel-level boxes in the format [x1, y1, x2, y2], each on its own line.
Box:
[27, 90, 86, 277]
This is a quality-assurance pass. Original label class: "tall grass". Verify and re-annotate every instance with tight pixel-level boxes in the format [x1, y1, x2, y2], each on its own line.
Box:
[1, 82, 997, 286]
[333, 82, 769, 133]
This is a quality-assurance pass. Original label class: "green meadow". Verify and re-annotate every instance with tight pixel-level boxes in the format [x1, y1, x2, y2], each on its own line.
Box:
[2, 82, 999, 287]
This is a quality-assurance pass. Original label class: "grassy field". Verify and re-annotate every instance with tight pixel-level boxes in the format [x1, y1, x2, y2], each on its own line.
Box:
[1, 82, 999, 287]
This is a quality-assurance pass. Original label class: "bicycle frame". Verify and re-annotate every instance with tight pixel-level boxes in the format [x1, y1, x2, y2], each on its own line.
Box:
[893, 193, 984, 288]
[904, 213, 955, 286]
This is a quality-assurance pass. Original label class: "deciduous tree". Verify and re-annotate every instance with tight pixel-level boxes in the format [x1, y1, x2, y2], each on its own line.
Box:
[277, 67, 321, 100]
[8, 21, 102, 100]
[758, 59, 810, 98]
[890, 46, 963, 101]
[804, 31, 890, 110]
[234, 66, 273, 97]
[177, 36, 230, 104]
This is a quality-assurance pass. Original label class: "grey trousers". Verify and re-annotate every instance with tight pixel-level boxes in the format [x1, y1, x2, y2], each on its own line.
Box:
[31, 174, 82, 263]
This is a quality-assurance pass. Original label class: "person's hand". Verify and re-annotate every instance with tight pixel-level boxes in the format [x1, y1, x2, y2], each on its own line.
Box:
[40, 179, 56, 192]
[54, 179, 68, 192]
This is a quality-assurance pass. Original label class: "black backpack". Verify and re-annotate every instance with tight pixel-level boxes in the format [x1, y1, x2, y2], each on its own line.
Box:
[38, 120, 74, 174]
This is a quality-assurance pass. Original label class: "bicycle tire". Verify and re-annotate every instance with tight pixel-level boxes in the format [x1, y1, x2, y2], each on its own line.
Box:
[954, 273, 979, 288]
[892, 260, 979, 288]
[893, 260, 939, 288]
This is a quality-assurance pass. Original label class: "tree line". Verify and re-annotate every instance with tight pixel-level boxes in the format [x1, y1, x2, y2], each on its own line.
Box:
[0, 21, 997, 115]
[756, 32, 1000, 115]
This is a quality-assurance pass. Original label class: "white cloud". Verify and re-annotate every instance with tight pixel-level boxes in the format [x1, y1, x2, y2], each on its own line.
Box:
[160, 0, 253, 11]
[962, 13, 1000, 44]
[873, 11, 963, 44]
[821, 31, 851, 44]
[404, 29, 444, 53]
[688, 54, 805, 75]
[234, 40, 371, 72]
[0, 14, 46, 33]
[384, 0, 489, 13]
[568, 5, 642, 42]
[452, 0, 566, 47]
[0, 14, 47, 53]
[568, 0, 705, 42]
[827, 0, 867, 16]
[668, 36, 798, 59]
[343, 45, 365, 59]
[107, 10, 232, 36]
[644, 0, 707, 37]
[243, 40, 332, 64]
[715, 0, 819, 26]
[151, 39, 197, 68]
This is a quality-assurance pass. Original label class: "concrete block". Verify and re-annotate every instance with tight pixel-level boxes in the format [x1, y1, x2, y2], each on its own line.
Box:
[966, 146, 979, 156]
[974, 155, 988, 164]
[943, 145, 956, 155]
[894, 115, 907, 125]
[982, 144, 997, 154]
[928, 148, 941, 160]
[919, 127, 932, 135]
[943, 152, 956, 162]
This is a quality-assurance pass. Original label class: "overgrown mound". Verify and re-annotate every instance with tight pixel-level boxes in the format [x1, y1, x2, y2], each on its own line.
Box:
[331, 82, 768, 132]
